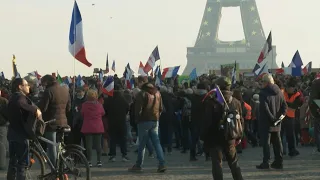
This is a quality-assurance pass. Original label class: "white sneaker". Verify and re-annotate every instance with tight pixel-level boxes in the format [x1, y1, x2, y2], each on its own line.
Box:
[122, 156, 130, 162]
[109, 156, 116, 162]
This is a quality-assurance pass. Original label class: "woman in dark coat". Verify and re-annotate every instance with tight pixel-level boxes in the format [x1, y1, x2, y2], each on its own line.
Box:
[104, 84, 130, 162]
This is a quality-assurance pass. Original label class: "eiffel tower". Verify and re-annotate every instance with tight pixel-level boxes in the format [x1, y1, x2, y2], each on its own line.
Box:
[183, 0, 277, 75]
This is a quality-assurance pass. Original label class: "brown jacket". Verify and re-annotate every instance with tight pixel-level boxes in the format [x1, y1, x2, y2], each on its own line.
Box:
[134, 83, 163, 123]
[39, 82, 71, 131]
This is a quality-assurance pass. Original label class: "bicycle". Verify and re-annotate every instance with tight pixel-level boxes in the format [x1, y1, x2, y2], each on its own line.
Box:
[27, 119, 91, 180]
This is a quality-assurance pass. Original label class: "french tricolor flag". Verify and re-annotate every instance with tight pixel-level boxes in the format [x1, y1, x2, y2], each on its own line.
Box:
[138, 61, 147, 77]
[102, 76, 114, 96]
[143, 46, 160, 73]
[69, 1, 92, 67]
[162, 66, 180, 79]
[253, 31, 272, 75]
[302, 61, 312, 75]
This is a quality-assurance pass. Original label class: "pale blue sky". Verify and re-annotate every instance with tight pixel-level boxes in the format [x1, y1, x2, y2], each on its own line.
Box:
[0, 0, 319, 77]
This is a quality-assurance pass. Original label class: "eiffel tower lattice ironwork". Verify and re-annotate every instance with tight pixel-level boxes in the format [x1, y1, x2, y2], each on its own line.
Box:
[183, 0, 277, 75]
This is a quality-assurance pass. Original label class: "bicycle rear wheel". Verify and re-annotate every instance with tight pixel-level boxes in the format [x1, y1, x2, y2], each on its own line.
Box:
[59, 149, 91, 180]
[26, 148, 46, 180]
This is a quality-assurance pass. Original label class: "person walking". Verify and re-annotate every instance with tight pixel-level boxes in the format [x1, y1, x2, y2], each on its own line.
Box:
[128, 76, 166, 173]
[202, 76, 244, 180]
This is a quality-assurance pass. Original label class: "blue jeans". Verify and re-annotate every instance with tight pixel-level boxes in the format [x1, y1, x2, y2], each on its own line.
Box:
[45, 132, 57, 165]
[145, 140, 154, 154]
[135, 121, 165, 167]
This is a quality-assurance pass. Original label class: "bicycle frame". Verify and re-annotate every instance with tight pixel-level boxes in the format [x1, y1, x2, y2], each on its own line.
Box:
[30, 136, 63, 173]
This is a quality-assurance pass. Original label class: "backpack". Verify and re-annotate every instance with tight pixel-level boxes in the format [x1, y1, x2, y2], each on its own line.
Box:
[221, 97, 243, 140]
[22, 94, 46, 140]
[182, 97, 191, 117]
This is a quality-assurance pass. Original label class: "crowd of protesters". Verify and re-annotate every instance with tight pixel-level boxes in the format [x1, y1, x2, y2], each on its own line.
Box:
[0, 71, 319, 179]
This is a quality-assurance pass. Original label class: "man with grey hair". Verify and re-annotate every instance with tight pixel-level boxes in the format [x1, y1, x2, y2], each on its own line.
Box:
[256, 74, 287, 170]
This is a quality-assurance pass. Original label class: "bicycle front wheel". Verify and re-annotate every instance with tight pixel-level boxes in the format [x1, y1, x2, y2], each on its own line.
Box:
[26, 148, 46, 180]
[59, 149, 91, 180]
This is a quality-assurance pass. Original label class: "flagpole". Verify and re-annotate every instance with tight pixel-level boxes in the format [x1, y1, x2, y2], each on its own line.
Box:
[72, 0, 76, 100]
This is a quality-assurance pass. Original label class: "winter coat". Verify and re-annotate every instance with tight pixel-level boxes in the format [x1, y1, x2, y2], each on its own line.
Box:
[38, 82, 71, 131]
[105, 90, 130, 135]
[201, 90, 242, 147]
[81, 100, 105, 134]
[259, 84, 287, 133]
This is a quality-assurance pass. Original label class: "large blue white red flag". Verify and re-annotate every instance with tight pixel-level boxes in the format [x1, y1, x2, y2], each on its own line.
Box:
[69, 1, 92, 67]
[102, 76, 114, 96]
[143, 46, 160, 73]
[162, 66, 180, 79]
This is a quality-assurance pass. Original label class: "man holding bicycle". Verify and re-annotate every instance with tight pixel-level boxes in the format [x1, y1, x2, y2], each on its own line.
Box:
[7, 78, 42, 180]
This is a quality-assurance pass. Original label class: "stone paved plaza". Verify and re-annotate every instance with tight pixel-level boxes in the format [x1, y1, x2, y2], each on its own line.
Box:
[1, 146, 320, 180]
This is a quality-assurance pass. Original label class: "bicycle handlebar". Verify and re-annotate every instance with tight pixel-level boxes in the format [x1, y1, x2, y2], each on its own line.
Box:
[45, 119, 56, 124]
